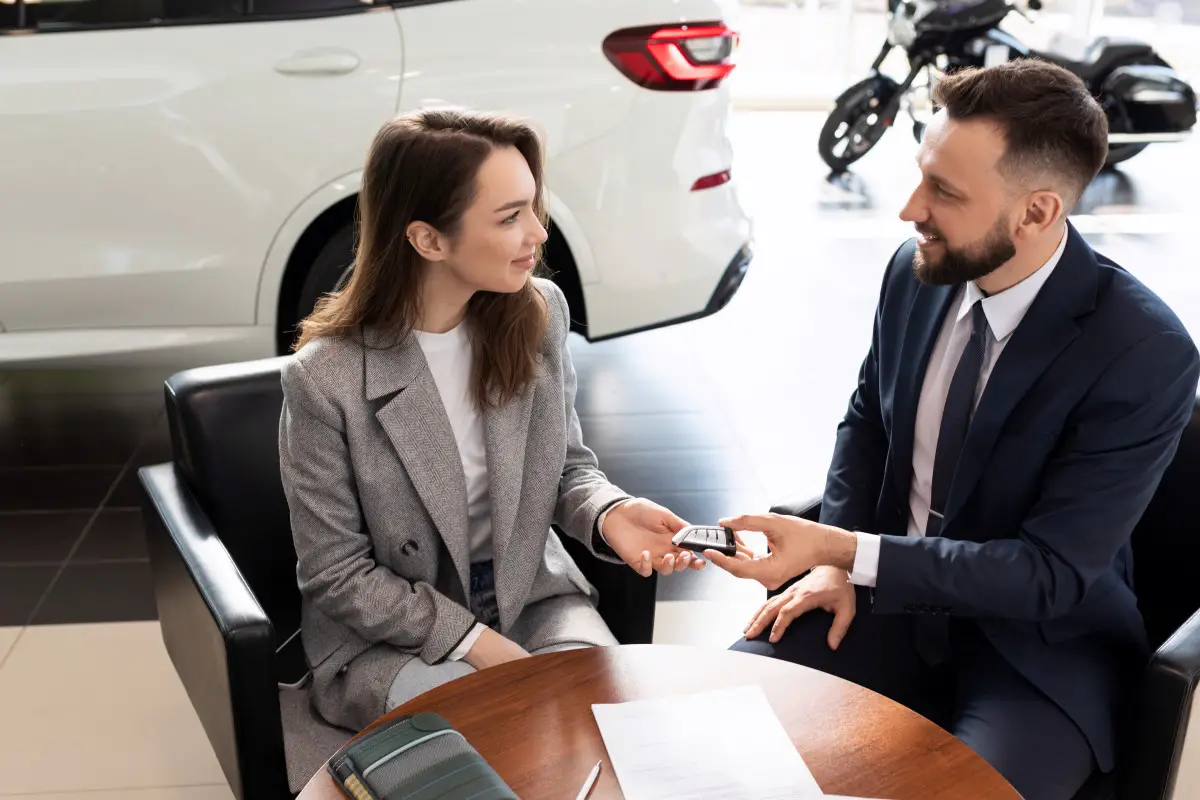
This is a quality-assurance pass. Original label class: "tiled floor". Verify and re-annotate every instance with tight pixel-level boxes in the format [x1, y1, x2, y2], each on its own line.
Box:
[0, 624, 227, 797]
[0, 391, 168, 628]
[0, 111, 1197, 797]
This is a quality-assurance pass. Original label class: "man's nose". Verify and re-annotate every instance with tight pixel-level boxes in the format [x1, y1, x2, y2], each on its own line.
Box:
[899, 187, 926, 223]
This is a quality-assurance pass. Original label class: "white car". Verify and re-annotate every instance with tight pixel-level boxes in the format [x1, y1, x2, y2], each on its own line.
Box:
[0, 0, 752, 368]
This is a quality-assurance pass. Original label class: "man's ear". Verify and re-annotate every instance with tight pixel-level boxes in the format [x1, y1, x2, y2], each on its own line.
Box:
[406, 221, 449, 262]
[1015, 189, 1064, 242]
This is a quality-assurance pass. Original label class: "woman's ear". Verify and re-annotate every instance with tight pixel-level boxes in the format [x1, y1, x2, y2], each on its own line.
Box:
[406, 221, 449, 262]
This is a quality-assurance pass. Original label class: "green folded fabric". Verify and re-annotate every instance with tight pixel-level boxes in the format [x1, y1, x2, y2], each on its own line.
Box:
[327, 712, 518, 800]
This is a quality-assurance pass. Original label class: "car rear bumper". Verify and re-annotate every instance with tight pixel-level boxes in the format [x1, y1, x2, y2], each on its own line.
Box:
[585, 242, 752, 341]
[572, 170, 754, 339]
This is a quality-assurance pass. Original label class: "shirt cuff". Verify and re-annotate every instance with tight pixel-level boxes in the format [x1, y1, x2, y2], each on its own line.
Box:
[848, 532, 881, 588]
[447, 622, 487, 662]
[596, 498, 631, 544]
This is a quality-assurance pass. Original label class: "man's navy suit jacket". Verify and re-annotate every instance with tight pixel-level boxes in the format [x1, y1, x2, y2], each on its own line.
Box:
[822, 223, 1200, 772]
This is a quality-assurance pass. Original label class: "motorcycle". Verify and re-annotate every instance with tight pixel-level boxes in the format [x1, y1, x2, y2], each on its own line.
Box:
[819, 0, 1198, 172]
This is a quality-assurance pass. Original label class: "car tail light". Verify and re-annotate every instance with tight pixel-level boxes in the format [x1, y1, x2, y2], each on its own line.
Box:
[603, 22, 739, 91]
[691, 169, 732, 191]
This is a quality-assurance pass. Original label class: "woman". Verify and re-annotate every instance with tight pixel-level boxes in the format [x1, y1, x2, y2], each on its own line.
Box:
[279, 108, 703, 732]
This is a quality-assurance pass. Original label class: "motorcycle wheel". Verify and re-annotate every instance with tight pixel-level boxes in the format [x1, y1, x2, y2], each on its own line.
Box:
[819, 76, 901, 172]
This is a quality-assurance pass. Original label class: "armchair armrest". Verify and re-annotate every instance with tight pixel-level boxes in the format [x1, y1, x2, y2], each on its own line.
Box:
[1119, 608, 1200, 800]
[555, 526, 657, 644]
[139, 463, 289, 800]
[769, 495, 823, 522]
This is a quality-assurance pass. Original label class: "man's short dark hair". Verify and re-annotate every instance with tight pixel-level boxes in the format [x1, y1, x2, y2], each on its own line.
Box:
[932, 59, 1108, 208]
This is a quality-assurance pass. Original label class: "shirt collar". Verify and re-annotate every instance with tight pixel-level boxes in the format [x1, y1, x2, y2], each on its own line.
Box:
[957, 226, 1069, 342]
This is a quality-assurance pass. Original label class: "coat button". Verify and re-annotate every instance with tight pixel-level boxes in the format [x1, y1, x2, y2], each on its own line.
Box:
[401, 540, 419, 556]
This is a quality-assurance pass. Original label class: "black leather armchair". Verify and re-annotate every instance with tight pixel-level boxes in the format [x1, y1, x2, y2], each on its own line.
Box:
[138, 356, 658, 800]
[769, 399, 1200, 800]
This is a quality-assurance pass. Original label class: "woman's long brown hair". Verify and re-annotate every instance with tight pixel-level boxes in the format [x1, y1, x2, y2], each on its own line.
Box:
[294, 108, 549, 409]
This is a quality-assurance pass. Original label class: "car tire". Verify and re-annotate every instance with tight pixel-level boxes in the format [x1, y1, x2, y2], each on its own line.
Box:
[545, 225, 588, 336]
[292, 222, 355, 343]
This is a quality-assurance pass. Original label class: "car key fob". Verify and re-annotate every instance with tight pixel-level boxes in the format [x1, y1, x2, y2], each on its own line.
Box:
[671, 524, 736, 557]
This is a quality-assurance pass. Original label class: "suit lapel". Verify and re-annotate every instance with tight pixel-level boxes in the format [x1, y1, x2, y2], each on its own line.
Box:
[364, 328, 471, 595]
[483, 371, 537, 572]
[943, 224, 1098, 523]
[890, 282, 958, 505]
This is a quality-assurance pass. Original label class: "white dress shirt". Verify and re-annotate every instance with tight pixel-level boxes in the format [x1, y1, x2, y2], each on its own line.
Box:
[850, 228, 1069, 586]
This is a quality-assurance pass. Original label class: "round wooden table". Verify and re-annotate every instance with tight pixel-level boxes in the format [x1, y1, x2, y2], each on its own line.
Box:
[297, 644, 1021, 800]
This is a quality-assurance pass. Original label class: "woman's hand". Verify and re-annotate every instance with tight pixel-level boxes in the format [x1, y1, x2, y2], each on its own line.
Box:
[462, 627, 530, 670]
[601, 498, 707, 577]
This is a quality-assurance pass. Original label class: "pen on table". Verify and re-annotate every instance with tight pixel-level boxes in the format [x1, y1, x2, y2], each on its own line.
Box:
[574, 759, 602, 800]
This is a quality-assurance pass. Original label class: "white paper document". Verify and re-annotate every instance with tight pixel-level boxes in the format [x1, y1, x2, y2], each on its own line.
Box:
[591, 684, 824, 799]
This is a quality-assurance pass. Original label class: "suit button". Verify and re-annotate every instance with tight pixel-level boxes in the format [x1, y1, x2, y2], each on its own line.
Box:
[401, 540, 419, 556]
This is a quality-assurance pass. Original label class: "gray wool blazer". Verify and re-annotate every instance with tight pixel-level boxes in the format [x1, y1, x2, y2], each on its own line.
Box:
[278, 278, 631, 732]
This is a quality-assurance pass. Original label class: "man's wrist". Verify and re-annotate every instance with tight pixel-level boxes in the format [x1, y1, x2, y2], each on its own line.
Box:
[819, 525, 858, 571]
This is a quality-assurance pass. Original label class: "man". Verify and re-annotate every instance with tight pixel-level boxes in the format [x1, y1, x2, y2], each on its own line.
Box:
[705, 59, 1199, 800]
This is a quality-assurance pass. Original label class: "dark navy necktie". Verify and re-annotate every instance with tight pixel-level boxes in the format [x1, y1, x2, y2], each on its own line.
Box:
[927, 301, 989, 538]
[915, 300, 989, 665]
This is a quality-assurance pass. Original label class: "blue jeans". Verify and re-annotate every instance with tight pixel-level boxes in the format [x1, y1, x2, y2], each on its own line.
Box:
[468, 560, 500, 628]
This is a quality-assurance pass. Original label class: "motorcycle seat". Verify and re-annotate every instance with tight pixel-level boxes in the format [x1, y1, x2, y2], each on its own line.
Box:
[1036, 37, 1157, 82]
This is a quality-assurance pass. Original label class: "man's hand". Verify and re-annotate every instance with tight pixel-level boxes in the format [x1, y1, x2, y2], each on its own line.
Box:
[702, 513, 857, 590]
[601, 498, 707, 577]
[462, 627, 530, 671]
[745, 566, 856, 649]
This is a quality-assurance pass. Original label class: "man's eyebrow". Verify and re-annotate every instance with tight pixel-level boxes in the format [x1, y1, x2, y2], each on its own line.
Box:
[927, 171, 966, 195]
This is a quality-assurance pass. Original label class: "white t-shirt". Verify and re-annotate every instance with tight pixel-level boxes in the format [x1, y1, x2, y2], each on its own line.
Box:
[414, 321, 493, 564]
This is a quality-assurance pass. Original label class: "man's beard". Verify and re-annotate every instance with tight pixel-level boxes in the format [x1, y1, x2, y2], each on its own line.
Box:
[912, 216, 1017, 286]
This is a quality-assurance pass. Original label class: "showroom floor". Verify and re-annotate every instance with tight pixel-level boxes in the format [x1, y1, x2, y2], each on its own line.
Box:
[1, 112, 1198, 798]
